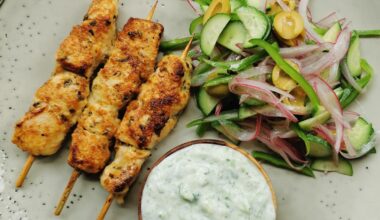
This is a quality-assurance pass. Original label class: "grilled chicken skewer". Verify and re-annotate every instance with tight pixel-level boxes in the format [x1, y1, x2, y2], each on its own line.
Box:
[97, 36, 194, 220]
[54, 1, 163, 215]
[12, 0, 118, 188]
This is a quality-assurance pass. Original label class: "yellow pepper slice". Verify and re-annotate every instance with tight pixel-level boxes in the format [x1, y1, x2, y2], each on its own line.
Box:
[203, 0, 231, 24]
[272, 59, 299, 91]
[274, 11, 304, 40]
[284, 87, 306, 107]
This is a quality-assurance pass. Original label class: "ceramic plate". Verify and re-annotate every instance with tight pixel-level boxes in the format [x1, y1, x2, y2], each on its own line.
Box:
[0, 0, 379, 219]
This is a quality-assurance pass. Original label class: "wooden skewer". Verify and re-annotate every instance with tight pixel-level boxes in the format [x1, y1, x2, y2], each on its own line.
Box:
[146, 0, 158, 21]
[97, 23, 194, 220]
[181, 34, 195, 60]
[54, 170, 81, 215]
[15, 154, 35, 188]
[97, 194, 114, 220]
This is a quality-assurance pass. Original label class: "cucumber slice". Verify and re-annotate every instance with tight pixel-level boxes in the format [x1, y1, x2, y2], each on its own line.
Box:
[347, 32, 362, 77]
[323, 22, 342, 43]
[299, 109, 331, 131]
[217, 21, 248, 53]
[311, 158, 353, 176]
[238, 105, 257, 119]
[245, 0, 260, 8]
[243, 97, 266, 106]
[236, 6, 269, 42]
[307, 134, 333, 157]
[211, 121, 240, 144]
[201, 14, 231, 56]
[347, 117, 374, 151]
[196, 87, 221, 116]
[230, 0, 245, 12]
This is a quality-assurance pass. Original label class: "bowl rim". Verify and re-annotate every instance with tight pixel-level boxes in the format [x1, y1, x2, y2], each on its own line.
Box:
[137, 139, 277, 220]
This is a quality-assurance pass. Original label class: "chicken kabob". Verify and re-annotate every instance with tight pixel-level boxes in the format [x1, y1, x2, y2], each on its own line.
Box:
[54, 0, 163, 215]
[12, 0, 118, 188]
[97, 35, 194, 220]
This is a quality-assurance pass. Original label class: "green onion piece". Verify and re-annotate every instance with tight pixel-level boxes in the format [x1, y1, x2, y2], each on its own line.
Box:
[204, 75, 234, 87]
[187, 110, 239, 127]
[252, 151, 315, 177]
[250, 39, 321, 113]
[159, 33, 200, 52]
[202, 50, 267, 71]
[355, 29, 380, 38]
[341, 59, 373, 108]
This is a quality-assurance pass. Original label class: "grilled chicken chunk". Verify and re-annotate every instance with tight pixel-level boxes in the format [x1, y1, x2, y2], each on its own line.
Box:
[68, 18, 164, 174]
[55, 0, 118, 78]
[12, 0, 118, 156]
[101, 55, 192, 203]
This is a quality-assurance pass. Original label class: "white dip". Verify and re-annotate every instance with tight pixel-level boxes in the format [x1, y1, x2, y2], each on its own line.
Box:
[141, 143, 276, 220]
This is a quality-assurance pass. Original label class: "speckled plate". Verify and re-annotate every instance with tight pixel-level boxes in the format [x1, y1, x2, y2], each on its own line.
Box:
[0, 0, 379, 220]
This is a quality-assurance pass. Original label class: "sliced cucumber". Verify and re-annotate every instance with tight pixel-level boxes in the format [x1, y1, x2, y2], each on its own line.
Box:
[230, 0, 245, 12]
[245, 0, 260, 8]
[243, 97, 266, 106]
[347, 117, 374, 151]
[323, 22, 342, 43]
[211, 121, 240, 144]
[238, 105, 257, 120]
[347, 32, 362, 77]
[299, 109, 331, 131]
[217, 21, 248, 53]
[196, 87, 221, 116]
[201, 14, 231, 56]
[236, 6, 270, 43]
[307, 134, 333, 157]
[311, 158, 353, 176]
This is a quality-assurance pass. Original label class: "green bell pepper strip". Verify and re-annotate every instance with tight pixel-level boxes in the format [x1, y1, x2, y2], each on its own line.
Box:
[291, 124, 311, 155]
[203, 75, 234, 87]
[159, 33, 200, 52]
[341, 59, 373, 108]
[250, 39, 321, 113]
[189, 16, 203, 35]
[201, 50, 267, 72]
[252, 151, 315, 177]
[355, 29, 380, 38]
[187, 110, 239, 127]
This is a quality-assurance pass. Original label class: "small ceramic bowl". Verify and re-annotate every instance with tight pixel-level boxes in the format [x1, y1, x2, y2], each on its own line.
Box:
[138, 139, 277, 220]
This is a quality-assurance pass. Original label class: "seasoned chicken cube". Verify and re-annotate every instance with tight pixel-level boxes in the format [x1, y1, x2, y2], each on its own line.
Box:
[55, 0, 118, 78]
[12, 72, 89, 156]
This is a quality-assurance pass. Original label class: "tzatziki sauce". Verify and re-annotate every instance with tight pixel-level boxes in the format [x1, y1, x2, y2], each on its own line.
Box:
[141, 143, 276, 220]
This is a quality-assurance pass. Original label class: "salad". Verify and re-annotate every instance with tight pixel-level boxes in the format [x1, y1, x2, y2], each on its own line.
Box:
[160, 0, 379, 177]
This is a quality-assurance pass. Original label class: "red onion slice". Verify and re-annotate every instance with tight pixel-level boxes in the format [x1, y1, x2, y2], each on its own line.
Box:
[299, 0, 324, 43]
[276, 0, 291, 12]
[316, 12, 339, 29]
[302, 28, 351, 75]
[280, 44, 320, 58]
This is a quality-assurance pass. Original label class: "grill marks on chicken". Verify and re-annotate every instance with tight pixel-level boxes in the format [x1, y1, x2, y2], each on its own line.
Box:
[68, 18, 164, 174]
[12, 0, 118, 156]
[101, 55, 192, 203]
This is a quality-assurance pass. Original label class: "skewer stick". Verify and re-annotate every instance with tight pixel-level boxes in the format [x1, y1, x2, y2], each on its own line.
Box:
[97, 194, 114, 220]
[181, 34, 195, 60]
[96, 2, 160, 220]
[54, 170, 81, 215]
[146, 0, 159, 21]
[15, 154, 35, 188]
